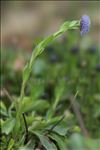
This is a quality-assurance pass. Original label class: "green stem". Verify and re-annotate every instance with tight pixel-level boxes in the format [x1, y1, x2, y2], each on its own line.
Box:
[20, 20, 80, 100]
[20, 83, 24, 100]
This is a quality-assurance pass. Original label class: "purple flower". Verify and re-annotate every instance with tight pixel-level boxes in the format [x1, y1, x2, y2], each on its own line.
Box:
[80, 15, 91, 36]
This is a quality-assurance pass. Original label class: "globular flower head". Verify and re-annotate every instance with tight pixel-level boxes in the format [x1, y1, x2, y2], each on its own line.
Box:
[80, 15, 91, 36]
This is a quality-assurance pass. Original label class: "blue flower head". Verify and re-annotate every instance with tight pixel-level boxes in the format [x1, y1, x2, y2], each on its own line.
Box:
[80, 15, 91, 36]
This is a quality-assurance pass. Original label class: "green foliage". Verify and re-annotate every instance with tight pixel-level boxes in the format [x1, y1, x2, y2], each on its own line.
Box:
[48, 133, 67, 150]
[20, 97, 49, 113]
[34, 132, 57, 150]
[8, 139, 15, 150]
[2, 118, 16, 135]
[0, 101, 8, 116]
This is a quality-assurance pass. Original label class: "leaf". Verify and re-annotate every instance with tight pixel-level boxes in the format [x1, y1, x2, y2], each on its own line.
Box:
[8, 138, 14, 150]
[21, 97, 49, 113]
[13, 118, 21, 135]
[46, 116, 62, 126]
[26, 140, 35, 149]
[29, 119, 46, 131]
[53, 122, 69, 136]
[8, 100, 16, 117]
[69, 21, 80, 28]
[23, 63, 30, 84]
[34, 132, 57, 150]
[53, 79, 65, 110]
[19, 146, 31, 150]
[2, 118, 16, 135]
[29, 35, 54, 69]
[49, 133, 67, 150]
[39, 35, 54, 49]
[60, 21, 79, 31]
[18, 140, 35, 150]
[0, 101, 8, 116]
[30, 80, 44, 99]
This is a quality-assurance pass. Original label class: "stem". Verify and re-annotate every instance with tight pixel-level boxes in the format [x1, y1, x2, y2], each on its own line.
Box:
[20, 20, 80, 99]
[20, 82, 25, 100]
[22, 113, 29, 144]
[69, 95, 89, 137]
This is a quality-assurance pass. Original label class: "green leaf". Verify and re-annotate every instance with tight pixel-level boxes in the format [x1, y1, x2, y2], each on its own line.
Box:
[53, 79, 65, 111]
[60, 21, 79, 31]
[30, 80, 44, 99]
[26, 140, 35, 149]
[23, 63, 30, 84]
[39, 35, 54, 49]
[46, 116, 62, 126]
[53, 122, 69, 136]
[34, 132, 57, 150]
[29, 35, 54, 68]
[21, 97, 49, 113]
[8, 100, 16, 117]
[69, 20, 80, 28]
[19, 146, 31, 150]
[2, 118, 16, 135]
[29, 119, 46, 131]
[8, 138, 14, 150]
[0, 101, 8, 116]
[49, 133, 67, 150]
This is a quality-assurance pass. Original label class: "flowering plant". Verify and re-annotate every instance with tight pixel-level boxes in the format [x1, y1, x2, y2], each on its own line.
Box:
[20, 15, 90, 101]
[1, 15, 94, 150]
